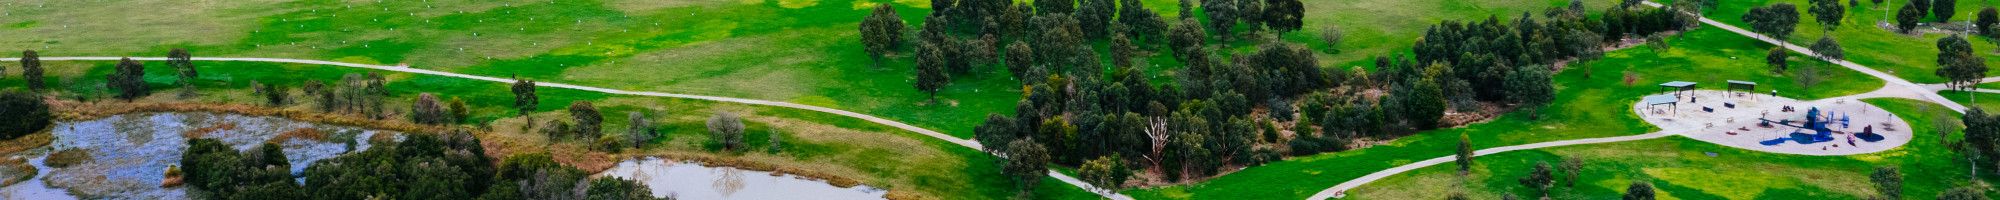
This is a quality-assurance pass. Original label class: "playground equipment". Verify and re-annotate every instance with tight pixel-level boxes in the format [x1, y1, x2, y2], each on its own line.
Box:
[1753, 107, 1887, 146]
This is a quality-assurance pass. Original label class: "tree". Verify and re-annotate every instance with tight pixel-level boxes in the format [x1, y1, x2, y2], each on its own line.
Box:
[569, 101, 603, 140]
[1320, 25, 1345, 54]
[626, 112, 654, 148]
[21, 50, 43, 92]
[168, 48, 198, 98]
[1900, 2, 1924, 33]
[1870, 166, 1901, 199]
[1202, 0, 1239, 41]
[1768, 47, 1791, 72]
[1111, 33, 1137, 68]
[1624, 181, 1656, 200]
[1810, 0, 1846, 31]
[976, 113, 1020, 154]
[708, 112, 746, 151]
[1077, 155, 1128, 191]
[1263, 0, 1304, 32]
[511, 79, 539, 115]
[1168, 18, 1208, 62]
[1962, 108, 1997, 177]
[1914, 0, 1934, 18]
[1794, 63, 1825, 93]
[1937, 35, 1989, 90]
[1078, 0, 1115, 39]
[1940, 186, 1989, 200]
[1620, 0, 1641, 9]
[0, 91, 50, 140]
[1506, 65, 1555, 120]
[585, 177, 660, 200]
[1519, 161, 1556, 199]
[860, 4, 906, 69]
[1743, 3, 1801, 40]
[1119, 0, 1169, 42]
[1811, 36, 1845, 60]
[264, 84, 289, 107]
[1006, 41, 1034, 80]
[447, 97, 468, 124]
[1980, 7, 2000, 37]
[107, 58, 150, 101]
[1400, 63, 1449, 129]
[412, 93, 448, 125]
[1561, 157, 1583, 187]
[1934, 0, 1958, 22]
[1003, 139, 1050, 198]
[1456, 133, 1474, 174]
[915, 40, 950, 101]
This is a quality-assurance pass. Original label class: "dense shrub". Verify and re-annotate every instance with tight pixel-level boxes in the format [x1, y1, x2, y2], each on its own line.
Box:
[0, 91, 52, 139]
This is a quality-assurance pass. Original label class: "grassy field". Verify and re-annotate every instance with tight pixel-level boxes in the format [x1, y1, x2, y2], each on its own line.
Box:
[1697, 0, 2000, 83]
[1343, 98, 1997, 200]
[0, 59, 1101, 200]
[1125, 26, 1886, 199]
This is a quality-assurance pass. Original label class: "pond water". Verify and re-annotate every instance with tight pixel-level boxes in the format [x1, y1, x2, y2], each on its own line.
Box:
[595, 158, 888, 200]
[0, 112, 391, 199]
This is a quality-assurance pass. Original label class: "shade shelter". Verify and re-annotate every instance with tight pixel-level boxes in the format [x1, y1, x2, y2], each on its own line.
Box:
[1659, 81, 1698, 97]
[1643, 94, 1679, 115]
[1727, 80, 1757, 95]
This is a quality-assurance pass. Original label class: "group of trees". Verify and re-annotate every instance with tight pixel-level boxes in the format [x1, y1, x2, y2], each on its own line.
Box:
[956, 0, 1691, 195]
[176, 130, 666, 200]
[1896, 0, 1967, 33]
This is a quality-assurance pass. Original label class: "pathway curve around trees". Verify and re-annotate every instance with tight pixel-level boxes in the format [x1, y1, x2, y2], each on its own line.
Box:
[0, 56, 1134, 200]
[1310, 2, 1975, 199]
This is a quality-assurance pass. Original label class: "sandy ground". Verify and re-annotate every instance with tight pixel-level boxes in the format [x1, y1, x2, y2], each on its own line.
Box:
[1636, 90, 1911, 156]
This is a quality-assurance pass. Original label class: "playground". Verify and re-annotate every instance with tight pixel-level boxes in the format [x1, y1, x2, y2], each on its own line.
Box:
[1636, 87, 1912, 156]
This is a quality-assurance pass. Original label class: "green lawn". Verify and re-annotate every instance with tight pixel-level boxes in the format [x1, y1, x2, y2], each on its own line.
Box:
[0, 59, 1101, 200]
[1126, 26, 1885, 200]
[1697, 0, 2000, 83]
[1939, 90, 2000, 111]
[1344, 98, 1996, 200]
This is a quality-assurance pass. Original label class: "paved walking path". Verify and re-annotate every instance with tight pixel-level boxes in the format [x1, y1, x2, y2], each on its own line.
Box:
[0, 56, 1134, 200]
[1310, 2, 1977, 199]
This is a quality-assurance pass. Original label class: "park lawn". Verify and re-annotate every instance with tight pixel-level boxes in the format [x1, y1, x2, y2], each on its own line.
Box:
[1976, 81, 2000, 90]
[0, 0, 1611, 140]
[1123, 26, 1885, 199]
[1343, 98, 1996, 200]
[1938, 90, 2000, 111]
[1697, 0, 2000, 83]
[0, 60, 1101, 200]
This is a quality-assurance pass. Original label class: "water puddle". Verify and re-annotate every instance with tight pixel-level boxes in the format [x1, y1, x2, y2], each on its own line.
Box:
[595, 158, 887, 200]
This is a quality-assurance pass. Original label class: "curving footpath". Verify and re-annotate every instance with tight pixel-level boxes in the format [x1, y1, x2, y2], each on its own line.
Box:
[1310, 1, 1975, 199]
[0, 56, 1134, 200]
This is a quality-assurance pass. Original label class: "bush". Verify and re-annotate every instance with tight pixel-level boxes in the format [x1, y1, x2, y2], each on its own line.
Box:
[43, 149, 90, 168]
[0, 91, 51, 139]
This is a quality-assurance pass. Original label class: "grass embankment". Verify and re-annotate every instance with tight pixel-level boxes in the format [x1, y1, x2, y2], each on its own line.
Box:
[1697, 0, 2000, 83]
[1126, 26, 1885, 199]
[0, 60, 1099, 200]
[1346, 98, 1997, 200]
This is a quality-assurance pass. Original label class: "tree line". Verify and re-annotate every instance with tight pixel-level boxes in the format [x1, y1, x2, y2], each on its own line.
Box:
[176, 130, 665, 200]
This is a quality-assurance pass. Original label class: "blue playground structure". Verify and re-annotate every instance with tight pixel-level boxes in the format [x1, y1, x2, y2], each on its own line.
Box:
[1758, 108, 1838, 146]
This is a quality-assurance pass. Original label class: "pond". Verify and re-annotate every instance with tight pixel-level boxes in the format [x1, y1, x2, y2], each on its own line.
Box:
[0, 112, 392, 199]
[595, 158, 889, 200]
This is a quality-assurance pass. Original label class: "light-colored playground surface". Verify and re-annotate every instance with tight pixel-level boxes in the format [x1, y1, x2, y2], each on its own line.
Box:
[1635, 90, 1911, 156]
